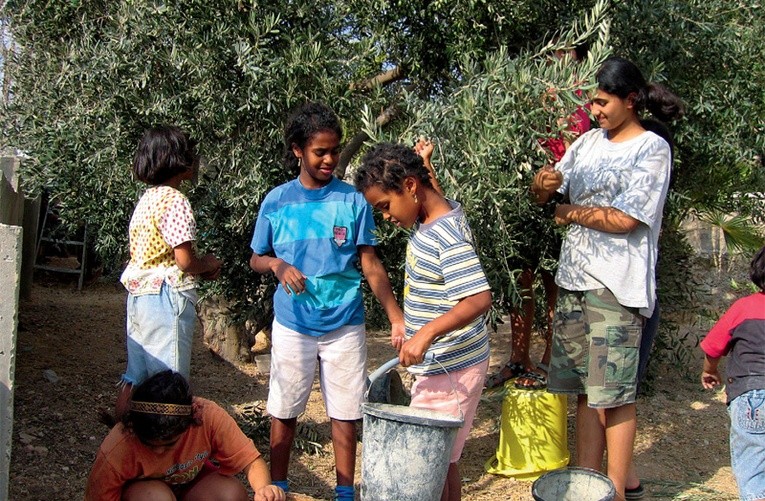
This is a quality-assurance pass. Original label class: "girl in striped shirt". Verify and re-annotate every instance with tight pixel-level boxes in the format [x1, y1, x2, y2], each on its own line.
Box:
[354, 142, 492, 501]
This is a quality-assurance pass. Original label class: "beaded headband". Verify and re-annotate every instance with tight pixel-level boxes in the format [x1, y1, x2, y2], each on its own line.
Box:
[131, 401, 193, 416]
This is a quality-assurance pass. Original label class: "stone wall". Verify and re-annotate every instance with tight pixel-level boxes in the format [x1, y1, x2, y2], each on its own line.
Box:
[0, 156, 39, 500]
[0, 157, 23, 501]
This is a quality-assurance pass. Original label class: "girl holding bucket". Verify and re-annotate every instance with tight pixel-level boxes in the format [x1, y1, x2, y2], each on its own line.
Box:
[532, 56, 683, 500]
[355, 142, 492, 501]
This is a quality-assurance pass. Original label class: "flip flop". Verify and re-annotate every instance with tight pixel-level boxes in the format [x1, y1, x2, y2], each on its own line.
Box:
[513, 371, 547, 390]
[484, 361, 525, 389]
[625, 483, 645, 500]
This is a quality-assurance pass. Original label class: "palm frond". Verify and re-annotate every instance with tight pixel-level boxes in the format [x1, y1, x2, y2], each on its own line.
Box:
[698, 210, 764, 252]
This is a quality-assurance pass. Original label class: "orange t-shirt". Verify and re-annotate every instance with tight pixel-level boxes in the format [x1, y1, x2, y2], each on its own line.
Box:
[84, 398, 261, 501]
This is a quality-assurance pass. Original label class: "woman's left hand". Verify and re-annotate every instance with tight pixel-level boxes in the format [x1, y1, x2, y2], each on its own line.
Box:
[554, 204, 573, 225]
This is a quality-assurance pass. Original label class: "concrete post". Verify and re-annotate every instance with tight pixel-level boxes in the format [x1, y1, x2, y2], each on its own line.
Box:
[0, 156, 39, 300]
[20, 195, 40, 300]
[0, 157, 22, 227]
[0, 223, 21, 500]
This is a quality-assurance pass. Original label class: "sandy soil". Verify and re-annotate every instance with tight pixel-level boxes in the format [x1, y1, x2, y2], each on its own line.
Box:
[9, 267, 741, 500]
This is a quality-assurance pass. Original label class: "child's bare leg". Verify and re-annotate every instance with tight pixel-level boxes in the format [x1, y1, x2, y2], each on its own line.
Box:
[270, 416, 297, 482]
[440, 462, 461, 501]
[604, 404, 637, 501]
[330, 418, 357, 487]
[122, 479, 175, 501]
[626, 461, 641, 491]
[115, 382, 133, 421]
[539, 269, 558, 367]
[575, 395, 606, 471]
[510, 268, 536, 369]
[184, 472, 248, 501]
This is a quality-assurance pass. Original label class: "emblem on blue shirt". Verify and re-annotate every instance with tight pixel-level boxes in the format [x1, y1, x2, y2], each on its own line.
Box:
[333, 226, 347, 246]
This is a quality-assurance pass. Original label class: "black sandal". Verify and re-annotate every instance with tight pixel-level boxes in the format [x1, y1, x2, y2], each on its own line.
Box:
[513, 371, 547, 390]
[484, 361, 525, 389]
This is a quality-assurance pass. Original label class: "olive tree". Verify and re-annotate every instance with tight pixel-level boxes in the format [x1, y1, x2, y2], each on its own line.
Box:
[1, 0, 598, 359]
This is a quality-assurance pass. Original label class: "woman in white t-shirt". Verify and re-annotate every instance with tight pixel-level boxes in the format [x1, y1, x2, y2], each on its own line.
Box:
[531, 56, 683, 501]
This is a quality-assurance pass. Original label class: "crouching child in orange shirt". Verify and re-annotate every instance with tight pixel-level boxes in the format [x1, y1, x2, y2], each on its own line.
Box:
[85, 370, 284, 501]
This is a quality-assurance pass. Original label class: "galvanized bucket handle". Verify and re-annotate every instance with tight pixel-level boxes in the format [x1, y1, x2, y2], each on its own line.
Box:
[366, 353, 464, 421]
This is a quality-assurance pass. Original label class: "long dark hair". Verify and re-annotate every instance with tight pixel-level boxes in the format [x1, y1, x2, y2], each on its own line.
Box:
[282, 102, 343, 174]
[122, 371, 200, 444]
[596, 56, 685, 123]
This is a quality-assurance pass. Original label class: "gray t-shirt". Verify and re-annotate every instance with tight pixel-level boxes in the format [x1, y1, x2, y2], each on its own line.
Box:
[554, 128, 671, 317]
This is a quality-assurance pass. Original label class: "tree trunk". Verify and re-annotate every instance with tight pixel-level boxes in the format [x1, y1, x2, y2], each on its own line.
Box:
[196, 296, 271, 364]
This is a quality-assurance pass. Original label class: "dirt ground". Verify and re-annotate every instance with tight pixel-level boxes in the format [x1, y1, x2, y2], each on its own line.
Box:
[10, 261, 743, 500]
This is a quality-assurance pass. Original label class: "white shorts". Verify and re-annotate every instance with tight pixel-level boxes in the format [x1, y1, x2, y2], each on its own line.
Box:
[267, 320, 367, 421]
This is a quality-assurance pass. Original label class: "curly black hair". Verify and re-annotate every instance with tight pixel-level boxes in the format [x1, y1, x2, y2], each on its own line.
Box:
[132, 126, 198, 186]
[354, 142, 433, 194]
[122, 370, 200, 444]
[283, 102, 343, 174]
[751, 246, 765, 292]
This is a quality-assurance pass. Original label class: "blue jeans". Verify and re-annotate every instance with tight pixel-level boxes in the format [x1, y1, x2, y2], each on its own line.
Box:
[637, 303, 659, 391]
[729, 389, 765, 501]
[122, 283, 198, 385]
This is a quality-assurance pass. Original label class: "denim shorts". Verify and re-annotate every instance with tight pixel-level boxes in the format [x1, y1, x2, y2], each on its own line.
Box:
[729, 389, 765, 501]
[123, 283, 198, 386]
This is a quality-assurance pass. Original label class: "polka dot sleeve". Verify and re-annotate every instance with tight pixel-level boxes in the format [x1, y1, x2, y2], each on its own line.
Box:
[158, 191, 197, 249]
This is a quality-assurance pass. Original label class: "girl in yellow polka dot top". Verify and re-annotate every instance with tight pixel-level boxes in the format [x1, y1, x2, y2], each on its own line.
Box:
[114, 126, 222, 420]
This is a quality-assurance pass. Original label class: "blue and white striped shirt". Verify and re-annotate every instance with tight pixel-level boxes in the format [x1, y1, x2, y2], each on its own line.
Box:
[404, 200, 490, 376]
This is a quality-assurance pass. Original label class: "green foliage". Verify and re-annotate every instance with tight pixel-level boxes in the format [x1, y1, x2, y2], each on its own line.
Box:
[356, 0, 612, 317]
[344, 0, 596, 90]
[3, 0, 764, 338]
[1, 0, 385, 330]
[1, 0, 599, 332]
[611, 0, 765, 224]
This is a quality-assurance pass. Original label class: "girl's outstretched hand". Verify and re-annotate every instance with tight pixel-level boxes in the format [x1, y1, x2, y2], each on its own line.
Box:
[413, 137, 434, 164]
[701, 369, 721, 389]
[254, 484, 286, 501]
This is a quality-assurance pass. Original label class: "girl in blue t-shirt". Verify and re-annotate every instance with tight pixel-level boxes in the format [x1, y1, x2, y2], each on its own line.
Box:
[354, 142, 492, 501]
[248, 102, 404, 501]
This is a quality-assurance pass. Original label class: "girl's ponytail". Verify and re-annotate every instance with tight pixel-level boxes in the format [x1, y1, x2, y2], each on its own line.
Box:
[645, 83, 685, 122]
[597, 56, 684, 123]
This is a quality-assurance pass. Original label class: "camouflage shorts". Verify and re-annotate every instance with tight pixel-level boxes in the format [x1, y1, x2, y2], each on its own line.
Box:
[548, 288, 643, 408]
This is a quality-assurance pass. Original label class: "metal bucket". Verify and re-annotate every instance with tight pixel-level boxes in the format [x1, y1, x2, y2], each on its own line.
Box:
[532, 467, 616, 501]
